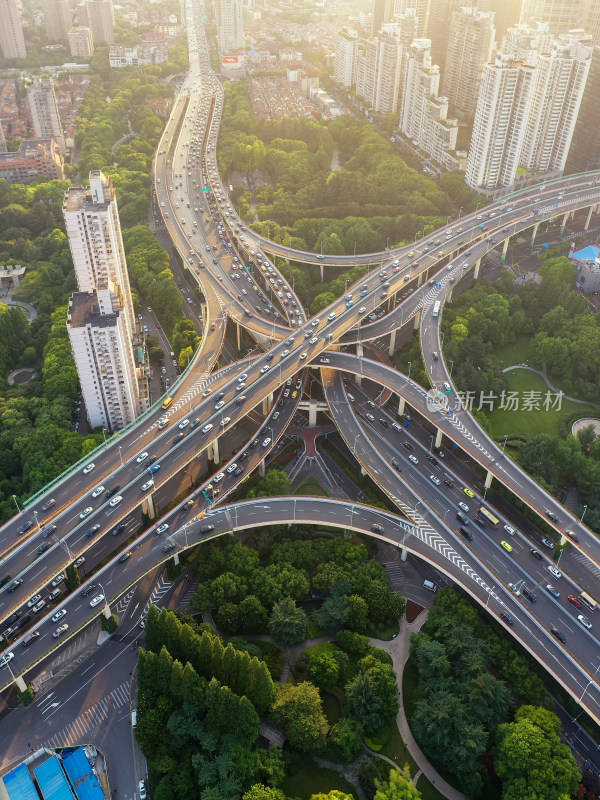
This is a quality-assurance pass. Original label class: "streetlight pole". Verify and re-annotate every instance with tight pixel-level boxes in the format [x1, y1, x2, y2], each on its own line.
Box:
[12, 495, 20, 513]
[33, 510, 40, 531]
[581, 504, 588, 522]
[502, 434, 508, 452]
[407, 361, 412, 380]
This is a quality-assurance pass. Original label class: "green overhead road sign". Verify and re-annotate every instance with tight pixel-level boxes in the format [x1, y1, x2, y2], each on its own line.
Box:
[201, 187, 210, 192]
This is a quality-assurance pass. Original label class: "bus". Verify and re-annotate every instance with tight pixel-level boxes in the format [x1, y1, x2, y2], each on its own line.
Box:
[580, 591, 597, 611]
[161, 396, 173, 410]
[432, 301, 441, 318]
[478, 506, 500, 528]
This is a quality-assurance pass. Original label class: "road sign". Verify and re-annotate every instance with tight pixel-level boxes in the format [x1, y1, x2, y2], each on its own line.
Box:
[201, 187, 210, 192]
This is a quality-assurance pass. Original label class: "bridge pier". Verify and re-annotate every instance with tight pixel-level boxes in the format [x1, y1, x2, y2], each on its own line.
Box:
[320, 264, 324, 282]
[388, 329, 397, 357]
[142, 496, 156, 520]
[435, 428, 443, 449]
[211, 436, 220, 464]
[14, 675, 27, 693]
[172, 552, 180, 565]
[417, 271, 423, 287]
[355, 344, 363, 386]
[308, 400, 318, 427]
[473, 258, 481, 279]
[500, 237, 510, 264]
[530, 221, 539, 247]
[400, 547, 408, 562]
[484, 470, 493, 489]
[560, 211, 569, 236]
[236, 322, 241, 350]
[398, 396, 406, 416]
[413, 308, 422, 330]
[262, 393, 273, 415]
[102, 601, 112, 619]
[361, 465, 367, 476]
[259, 458, 266, 477]
[584, 204, 597, 230]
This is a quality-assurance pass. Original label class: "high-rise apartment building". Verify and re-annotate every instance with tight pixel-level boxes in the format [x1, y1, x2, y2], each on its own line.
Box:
[566, 45, 600, 172]
[44, 0, 72, 42]
[334, 28, 359, 87]
[466, 29, 592, 189]
[0, 122, 6, 154]
[355, 23, 405, 114]
[442, 6, 496, 118]
[501, 21, 553, 65]
[356, 38, 379, 105]
[392, 0, 428, 37]
[399, 38, 465, 171]
[520, 0, 586, 36]
[217, 0, 244, 53]
[372, 0, 393, 35]
[0, 0, 27, 60]
[64, 171, 146, 431]
[68, 26, 94, 57]
[585, 2, 600, 45]
[27, 78, 66, 155]
[85, 0, 114, 45]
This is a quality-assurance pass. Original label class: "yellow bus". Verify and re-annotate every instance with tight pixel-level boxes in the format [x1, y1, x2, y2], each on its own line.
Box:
[161, 396, 173, 410]
[478, 506, 500, 528]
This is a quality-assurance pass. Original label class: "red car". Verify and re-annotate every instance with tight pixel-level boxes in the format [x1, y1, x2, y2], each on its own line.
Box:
[156, 322, 161, 329]
[568, 595, 583, 609]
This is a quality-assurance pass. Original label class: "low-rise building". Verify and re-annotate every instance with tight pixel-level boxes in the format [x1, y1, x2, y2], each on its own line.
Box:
[0, 138, 65, 183]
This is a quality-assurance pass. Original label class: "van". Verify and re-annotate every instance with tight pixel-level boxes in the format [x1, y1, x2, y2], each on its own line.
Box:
[22, 631, 40, 647]
[161, 396, 173, 410]
[347, 394, 355, 402]
[459, 526, 473, 541]
[456, 511, 468, 524]
[423, 580, 438, 593]
[131, 709, 137, 727]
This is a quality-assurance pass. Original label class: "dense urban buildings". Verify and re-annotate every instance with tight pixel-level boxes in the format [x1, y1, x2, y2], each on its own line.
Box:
[27, 78, 66, 155]
[0, 0, 27, 60]
[217, 0, 245, 53]
[0, 138, 65, 183]
[64, 171, 147, 431]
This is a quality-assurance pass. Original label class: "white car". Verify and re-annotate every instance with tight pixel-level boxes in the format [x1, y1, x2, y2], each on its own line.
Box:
[51, 609, 67, 623]
[238, 373, 248, 382]
[220, 417, 230, 427]
[409, 455, 419, 464]
[260, 365, 270, 374]
[215, 400, 225, 410]
[141, 480, 154, 492]
[202, 423, 213, 433]
[53, 624, 69, 638]
[262, 437, 272, 447]
[139, 779, 147, 800]
[27, 594, 42, 608]
[0, 652, 14, 668]
[299, 352, 307, 361]
[51, 574, 65, 587]
[309, 337, 318, 344]
[75, 556, 85, 568]
[109, 495, 123, 508]
[178, 419, 189, 429]
[503, 524, 516, 536]
[213, 472, 225, 483]
[281, 350, 290, 358]
[156, 523, 169, 534]
[82, 463, 95, 474]
[458, 502, 469, 513]
[136, 452, 149, 464]
[226, 463, 238, 473]
[547, 565, 562, 579]
[80, 507, 93, 519]
[89, 594, 105, 608]
[91, 486, 105, 498]
[429, 475, 441, 486]
[577, 614, 592, 630]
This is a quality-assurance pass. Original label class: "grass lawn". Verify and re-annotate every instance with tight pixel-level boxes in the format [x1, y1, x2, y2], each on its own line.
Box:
[493, 336, 532, 369]
[402, 657, 419, 722]
[367, 619, 399, 641]
[322, 688, 344, 724]
[294, 476, 331, 497]
[282, 758, 357, 799]
[416, 774, 450, 800]
[376, 720, 418, 776]
[486, 369, 600, 438]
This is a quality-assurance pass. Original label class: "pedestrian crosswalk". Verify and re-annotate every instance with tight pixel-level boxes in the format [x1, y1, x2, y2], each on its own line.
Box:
[39, 681, 131, 749]
[383, 561, 405, 587]
[571, 550, 600, 582]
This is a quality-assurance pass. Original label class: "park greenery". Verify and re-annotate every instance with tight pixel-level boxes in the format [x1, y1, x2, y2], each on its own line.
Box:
[218, 81, 475, 257]
[408, 589, 579, 799]
[441, 256, 600, 532]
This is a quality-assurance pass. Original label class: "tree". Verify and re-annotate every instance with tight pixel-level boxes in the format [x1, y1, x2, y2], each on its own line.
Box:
[239, 595, 268, 633]
[247, 469, 291, 498]
[374, 766, 421, 800]
[345, 656, 399, 734]
[272, 682, 329, 752]
[313, 590, 348, 633]
[310, 793, 354, 800]
[216, 603, 240, 634]
[243, 786, 285, 800]
[308, 651, 340, 687]
[268, 597, 309, 646]
[326, 719, 363, 763]
[345, 594, 369, 631]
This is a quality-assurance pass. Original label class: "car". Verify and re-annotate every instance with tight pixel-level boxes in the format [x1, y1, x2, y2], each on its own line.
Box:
[0, 652, 14, 668]
[220, 417, 231, 427]
[261, 365, 270, 373]
[545, 509, 559, 523]
[458, 501, 469, 513]
[80, 507, 93, 519]
[51, 609, 67, 623]
[81, 584, 96, 598]
[548, 565, 562, 579]
[429, 475, 441, 486]
[521, 586, 536, 603]
[136, 452, 149, 464]
[109, 495, 123, 508]
[27, 594, 42, 608]
[503, 524, 516, 536]
[545, 584, 560, 598]
[141, 480, 154, 492]
[5, 612, 21, 627]
[118, 551, 132, 563]
[6, 578, 23, 593]
[32, 600, 46, 613]
[41, 499, 56, 512]
[51, 573, 65, 587]
[564, 529, 579, 542]
[500, 540, 513, 552]
[541, 536, 554, 549]
[402, 441, 413, 452]
[202, 423, 213, 433]
[226, 463, 238, 473]
[112, 523, 127, 536]
[500, 612, 514, 626]
[366, 413, 375, 422]
[530, 548, 543, 560]
[139, 779, 148, 800]
[74, 556, 85, 568]
[82, 463, 95, 474]
[178, 418, 190, 429]
[577, 614, 592, 630]
[213, 472, 225, 484]
[86, 524, 100, 537]
[568, 594, 583, 608]
[379, 418, 388, 428]
[17, 521, 34, 535]
[163, 542, 176, 553]
[319, 358, 331, 364]
[550, 627, 566, 643]
[463, 487, 475, 498]
[215, 400, 225, 410]
[409, 455, 419, 464]
[89, 594, 105, 608]
[105, 485, 121, 498]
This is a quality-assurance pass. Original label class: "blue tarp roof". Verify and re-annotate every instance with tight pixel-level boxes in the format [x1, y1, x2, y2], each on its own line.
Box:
[2, 763, 39, 800]
[34, 756, 74, 800]
[62, 750, 104, 800]
[572, 245, 599, 261]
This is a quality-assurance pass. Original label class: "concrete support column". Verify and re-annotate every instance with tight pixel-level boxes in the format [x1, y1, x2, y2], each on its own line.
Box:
[584, 205, 595, 230]
[530, 222, 539, 247]
[398, 396, 406, 416]
[435, 428, 443, 449]
[484, 470, 493, 489]
[308, 400, 318, 427]
[14, 675, 27, 693]
[102, 603, 111, 619]
[560, 212, 569, 236]
[413, 308, 422, 330]
[211, 436, 219, 464]
[355, 343, 363, 386]
[500, 237, 510, 264]
[143, 496, 156, 520]
[417, 271, 423, 287]
[473, 258, 481, 280]
[262, 392, 273, 415]
[361, 465, 367, 476]
[259, 458, 266, 477]
[388, 329, 397, 358]
[172, 552, 180, 565]
[320, 264, 324, 282]
[236, 322, 241, 350]
[400, 547, 408, 562]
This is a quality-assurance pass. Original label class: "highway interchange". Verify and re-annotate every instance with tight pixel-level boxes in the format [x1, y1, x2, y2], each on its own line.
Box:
[0, 0, 599, 733]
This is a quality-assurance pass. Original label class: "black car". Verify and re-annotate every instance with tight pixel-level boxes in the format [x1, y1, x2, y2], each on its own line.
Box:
[6, 578, 23, 593]
[5, 612, 21, 626]
[500, 612, 514, 625]
[234, 467, 243, 476]
[81, 584, 97, 598]
[403, 441, 413, 452]
[379, 418, 389, 428]
[42, 524, 57, 539]
[118, 552, 132, 563]
[37, 543, 50, 556]
[173, 432, 185, 444]
[545, 509, 559, 523]
[550, 627, 566, 643]
[105, 485, 121, 499]
[239, 451, 249, 461]
[112, 523, 127, 536]
[427, 455, 439, 466]
[250, 438, 259, 448]
[189, 420, 199, 430]
[530, 548, 543, 560]
[17, 614, 31, 629]
[459, 526, 473, 541]
[443, 475, 454, 487]
[522, 586, 536, 603]
[474, 516, 486, 528]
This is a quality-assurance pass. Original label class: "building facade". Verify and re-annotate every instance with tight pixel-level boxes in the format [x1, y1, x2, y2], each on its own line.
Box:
[520, 0, 587, 36]
[0, 0, 27, 59]
[0, 138, 65, 183]
[68, 26, 94, 57]
[217, 0, 244, 53]
[27, 78, 66, 154]
[566, 45, 600, 172]
[334, 28, 358, 87]
[85, 0, 114, 45]
[44, 0, 72, 42]
[63, 171, 146, 430]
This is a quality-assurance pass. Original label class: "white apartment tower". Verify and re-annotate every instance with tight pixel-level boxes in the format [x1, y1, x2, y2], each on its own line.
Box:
[400, 39, 464, 171]
[442, 6, 496, 118]
[392, 0, 428, 37]
[64, 171, 146, 431]
[217, 0, 244, 53]
[0, 0, 27, 59]
[520, 0, 587, 36]
[44, 0, 72, 42]
[27, 78, 66, 155]
[68, 26, 94, 57]
[85, 0, 115, 45]
[501, 21, 554, 65]
[334, 29, 359, 87]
